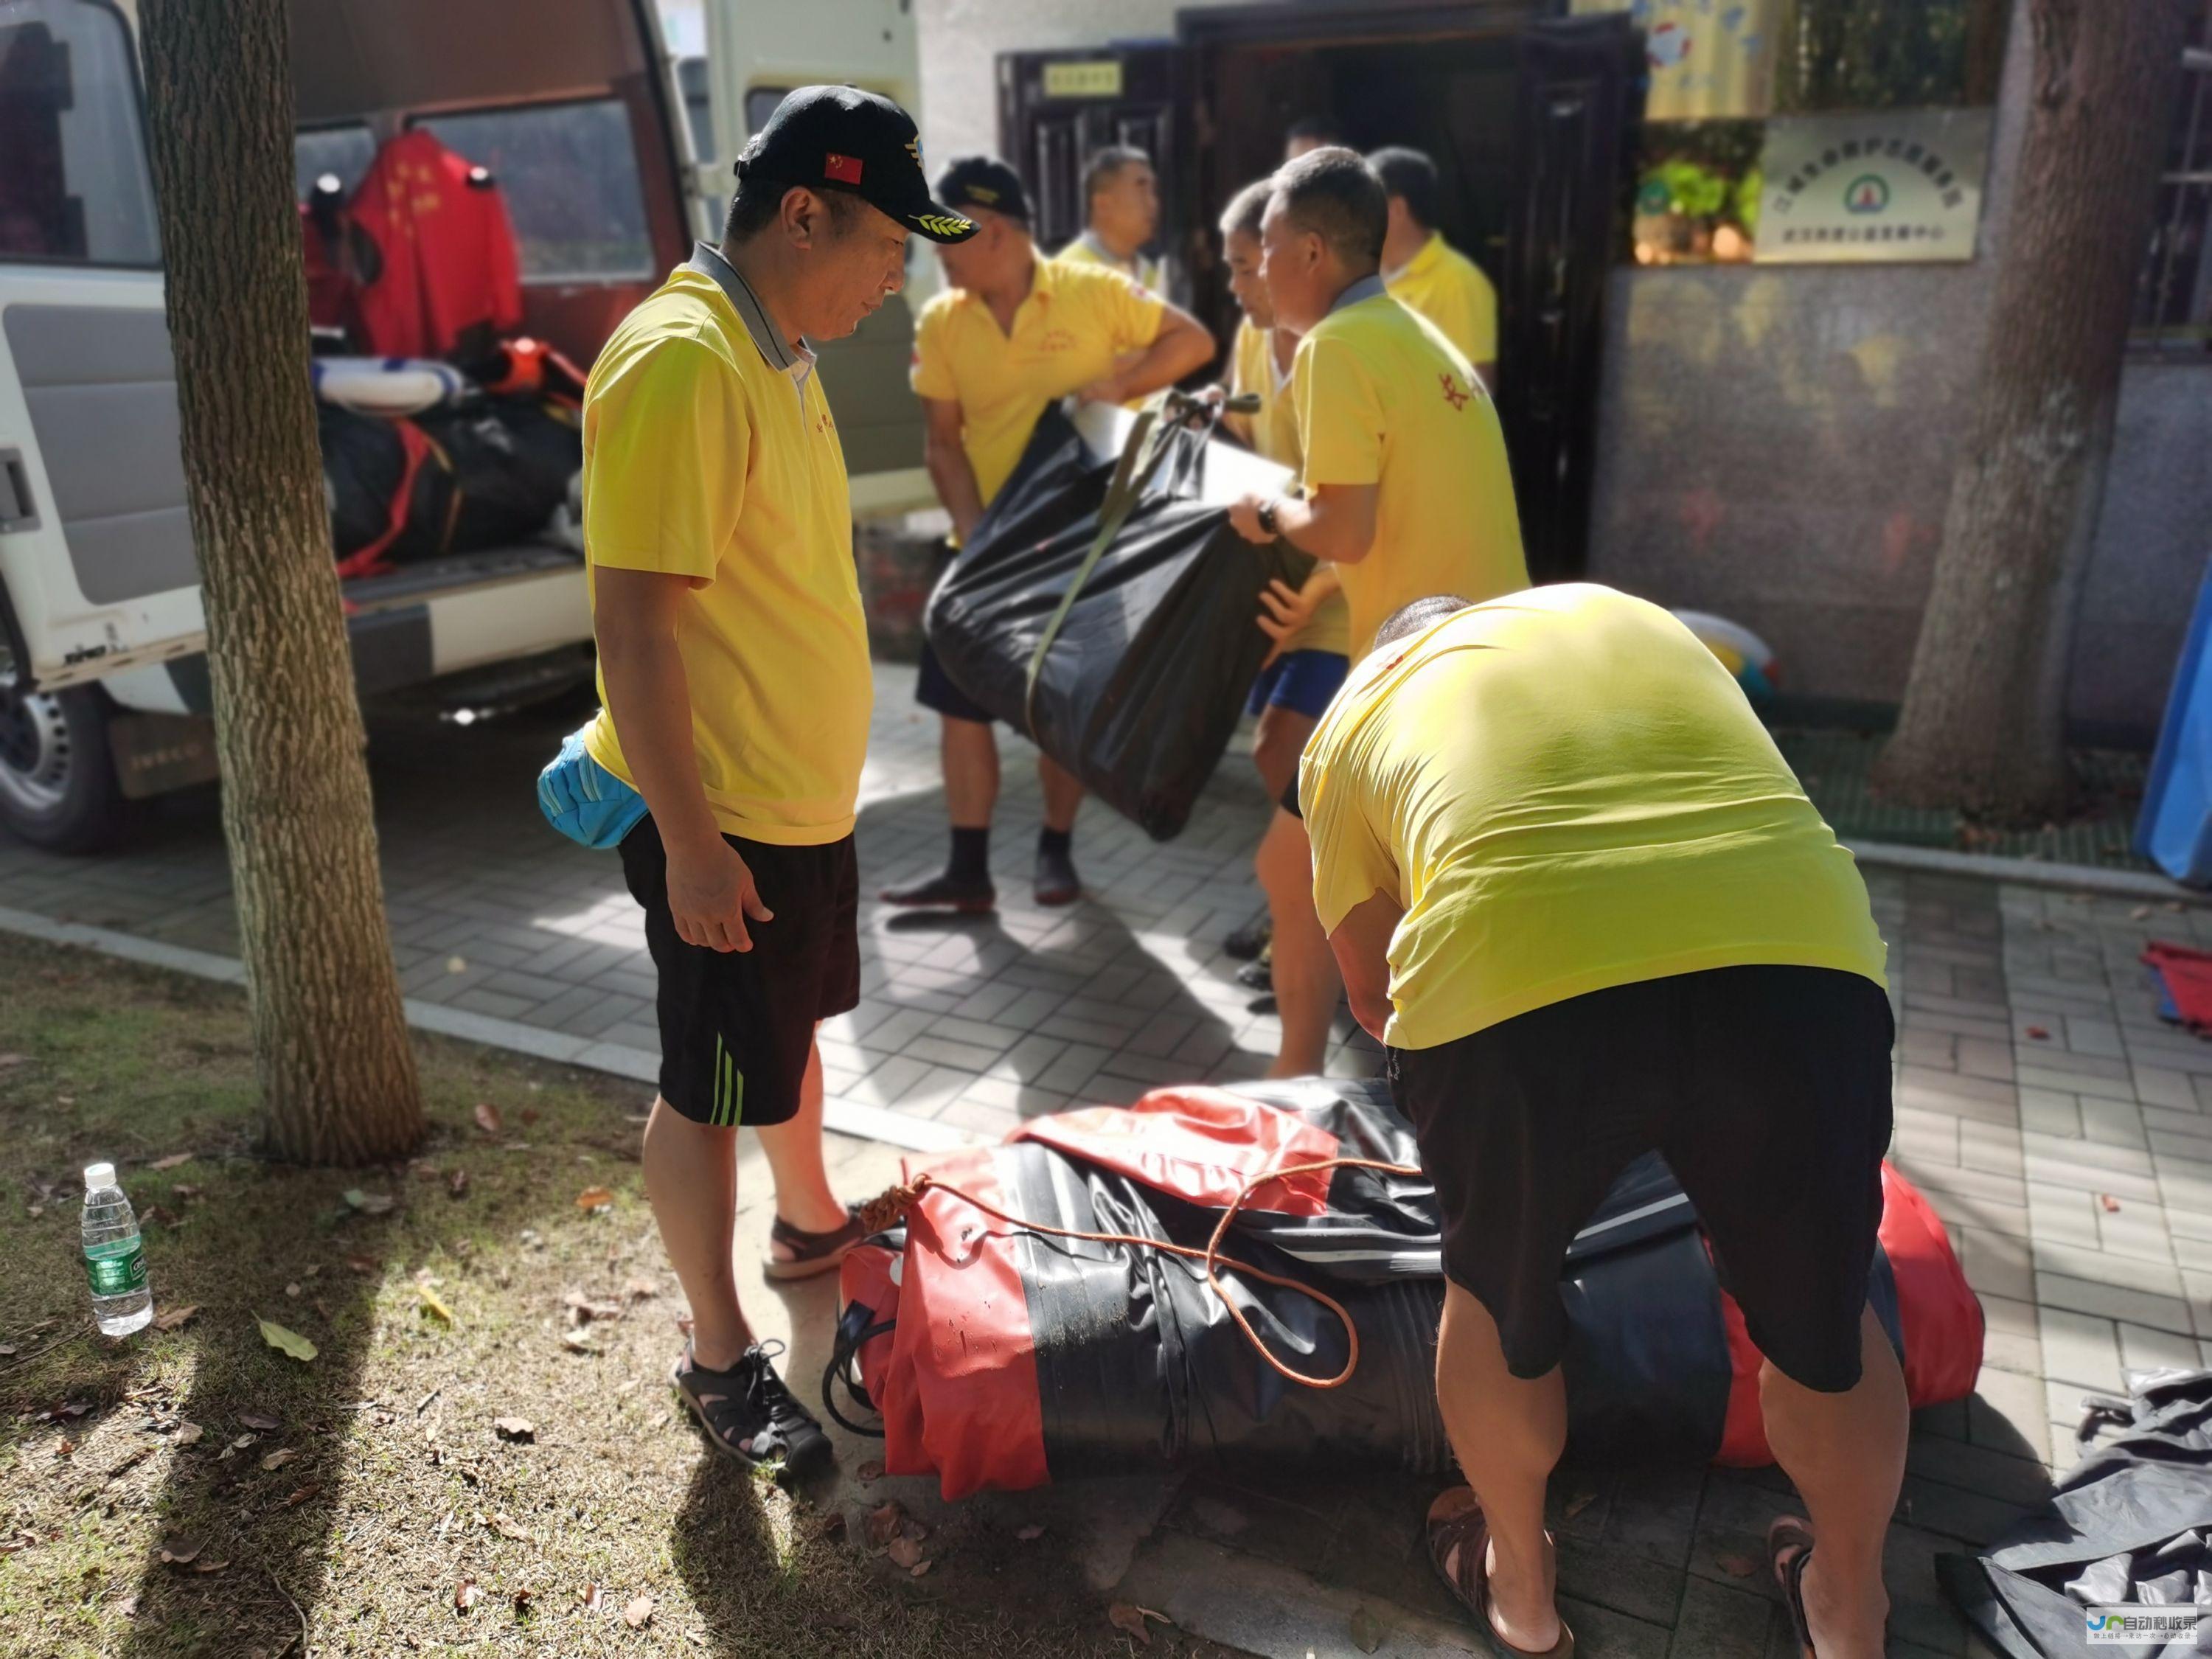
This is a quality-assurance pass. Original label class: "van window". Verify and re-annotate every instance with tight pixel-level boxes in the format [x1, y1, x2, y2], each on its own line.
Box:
[294, 123, 376, 204]
[745, 86, 795, 139]
[417, 99, 653, 282]
[0, 0, 160, 268]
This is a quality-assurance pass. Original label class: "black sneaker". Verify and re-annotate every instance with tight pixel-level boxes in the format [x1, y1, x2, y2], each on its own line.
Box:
[1223, 914, 1272, 961]
[1236, 946, 1273, 992]
[1034, 845, 1080, 907]
[879, 870, 996, 912]
[672, 1340, 832, 1477]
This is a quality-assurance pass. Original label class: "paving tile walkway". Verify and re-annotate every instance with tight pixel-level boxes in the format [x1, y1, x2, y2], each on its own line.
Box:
[4, 661, 2210, 1655]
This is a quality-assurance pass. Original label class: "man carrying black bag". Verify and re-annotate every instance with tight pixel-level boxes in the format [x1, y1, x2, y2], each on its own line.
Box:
[883, 157, 1216, 912]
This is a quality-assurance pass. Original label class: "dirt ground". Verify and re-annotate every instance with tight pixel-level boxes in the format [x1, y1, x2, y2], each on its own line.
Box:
[0, 932, 1242, 1658]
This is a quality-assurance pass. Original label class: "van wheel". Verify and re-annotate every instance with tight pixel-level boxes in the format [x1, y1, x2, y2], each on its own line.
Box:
[0, 680, 133, 853]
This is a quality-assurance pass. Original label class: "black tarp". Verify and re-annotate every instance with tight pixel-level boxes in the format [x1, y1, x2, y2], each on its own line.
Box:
[1940, 1370, 2212, 1656]
[923, 406, 1305, 841]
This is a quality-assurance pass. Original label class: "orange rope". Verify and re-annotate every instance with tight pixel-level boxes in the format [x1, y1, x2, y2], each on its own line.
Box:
[870, 1156, 1422, 1391]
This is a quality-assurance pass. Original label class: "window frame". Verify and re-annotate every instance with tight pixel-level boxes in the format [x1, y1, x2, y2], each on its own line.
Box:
[404, 93, 658, 287]
[2132, 27, 2212, 360]
[291, 119, 378, 204]
[0, 0, 163, 274]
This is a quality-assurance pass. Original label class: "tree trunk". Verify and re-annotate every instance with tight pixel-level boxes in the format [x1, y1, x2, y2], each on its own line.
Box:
[1874, 0, 2191, 820]
[138, 0, 423, 1164]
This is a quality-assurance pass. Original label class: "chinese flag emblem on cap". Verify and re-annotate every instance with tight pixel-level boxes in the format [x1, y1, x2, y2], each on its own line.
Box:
[824, 153, 864, 184]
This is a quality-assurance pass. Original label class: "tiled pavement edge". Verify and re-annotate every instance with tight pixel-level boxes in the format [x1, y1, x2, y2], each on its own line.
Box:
[4, 664, 2211, 1655]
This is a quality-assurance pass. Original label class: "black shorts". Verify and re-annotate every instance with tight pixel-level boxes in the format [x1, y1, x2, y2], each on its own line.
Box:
[1390, 964, 1894, 1394]
[617, 816, 860, 1128]
[915, 639, 996, 725]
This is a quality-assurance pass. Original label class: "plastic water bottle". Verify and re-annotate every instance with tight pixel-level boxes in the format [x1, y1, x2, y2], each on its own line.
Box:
[81, 1163, 153, 1337]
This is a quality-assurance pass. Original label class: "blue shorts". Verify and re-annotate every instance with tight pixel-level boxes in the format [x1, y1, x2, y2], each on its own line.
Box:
[916, 639, 998, 725]
[1246, 649, 1350, 720]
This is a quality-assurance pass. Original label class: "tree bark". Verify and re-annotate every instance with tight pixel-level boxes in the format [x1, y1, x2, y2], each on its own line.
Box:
[138, 0, 423, 1164]
[1874, 0, 2191, 820]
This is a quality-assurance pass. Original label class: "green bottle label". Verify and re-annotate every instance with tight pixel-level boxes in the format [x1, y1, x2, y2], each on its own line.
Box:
[85, 1238, 147, 1297]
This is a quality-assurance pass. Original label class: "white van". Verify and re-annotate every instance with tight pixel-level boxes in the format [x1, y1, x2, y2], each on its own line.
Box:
[0, 0, 934, 851]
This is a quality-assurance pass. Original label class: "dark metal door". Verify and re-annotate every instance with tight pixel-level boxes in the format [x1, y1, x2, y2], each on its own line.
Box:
[997, 48, 1178, 274]
[1497, 14, 1638, 582]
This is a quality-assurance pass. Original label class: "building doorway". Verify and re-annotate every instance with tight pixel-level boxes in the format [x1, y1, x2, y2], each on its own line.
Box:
[999, 4, 1637, 580]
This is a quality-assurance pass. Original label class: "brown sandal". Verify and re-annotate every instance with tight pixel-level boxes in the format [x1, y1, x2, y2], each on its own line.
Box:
[765, 1204, 865, 1281]
[1425, 1487, 1575, 1658]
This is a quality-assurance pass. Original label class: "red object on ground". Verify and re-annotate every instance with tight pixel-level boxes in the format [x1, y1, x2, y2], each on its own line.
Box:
[1711, 1162, 1985, 1466]
[347, 131, 524, 359]
[2142, 941, 2212, 1030]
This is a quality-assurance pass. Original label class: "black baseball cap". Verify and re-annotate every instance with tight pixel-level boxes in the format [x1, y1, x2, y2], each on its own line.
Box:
[737, 86, 979, 244]
[934, 156, 1032, 226]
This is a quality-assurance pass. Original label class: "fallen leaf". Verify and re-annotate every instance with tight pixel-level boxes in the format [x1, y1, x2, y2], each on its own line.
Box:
[173, 1422, 203, 1448]
[910, 1558, 934, 1578]
[239, 1413, 280, 1432]
[454, 1578, 481, 1612]
[1107, 1603, 1164, 1646]
[448, 1169, 470, 1200]
[493, 1416, 536, 1443]
[856, 1458, 886, 1482]
[864, 1502, 905, 1547]
[886, 1535, 922, 1571]
[489, 1512, 532, 1542]
[1016, 1523, 1045, 1541]
[159, 1538, 202, 1566]
[512, 1585, 535, 1615]
[116, 1593, 137, 1617]
[2099, 1193, 2122, 1213]
[623, 1594, 654, 1630]
[1350, 1604, 1384, 1654]
[473, 1102, 502, 1135]
[900, 1517, 929, 1543]
[559, 1331, 599, 1355]
[259, 1447, 297, 1472]
[624, 1277, 658, 1301]
[284, 1282, 302, 1298]
[149, 1152, 192, 1171]
[344, 1254, 378, 1276]
[1714, 1551, 1760, 1578]
[256, 1317, 317, 1363]
[190, 1559, 229, 1575]
[1565, 1491, 1598, 1520]
[153, 1305, 200, 1332]
[2025, 1025, 2051, 1040]
[171, 1184, 201, 1200]
[520, 1107, 540, 1125]
[343, 1189, 394, 1215]
[417, 1284, 457, 1326]
[581, 1583, 606, 1612]
[54, 1437, 75, 1458]
[280, 1484, 319, 1509]
[574, 1186, 614, 1213]
[0, 1343, 13, 1356]
[818, 1511, 848, 1542]
[563, 1291, 623, 1324]
[55, 1399, 93, 1419]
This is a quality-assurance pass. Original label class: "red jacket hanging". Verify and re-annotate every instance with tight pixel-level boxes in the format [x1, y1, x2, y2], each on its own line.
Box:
[347, 131, 524, 361]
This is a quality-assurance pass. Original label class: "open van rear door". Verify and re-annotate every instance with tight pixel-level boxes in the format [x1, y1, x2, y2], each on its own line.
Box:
[697, 0, 933, 513]
[0, 0, 204, 693]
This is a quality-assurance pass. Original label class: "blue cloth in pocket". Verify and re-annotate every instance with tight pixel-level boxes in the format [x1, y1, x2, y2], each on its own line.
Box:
[537, 727, 649, 849]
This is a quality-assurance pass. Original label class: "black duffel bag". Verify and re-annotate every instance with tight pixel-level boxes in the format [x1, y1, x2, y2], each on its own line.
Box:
[412, 394, 582, 556]
[923, 399, 1303, 841]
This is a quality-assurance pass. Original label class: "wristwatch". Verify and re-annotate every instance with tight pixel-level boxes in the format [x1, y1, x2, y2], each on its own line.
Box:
[1255, 497, 1281, 539]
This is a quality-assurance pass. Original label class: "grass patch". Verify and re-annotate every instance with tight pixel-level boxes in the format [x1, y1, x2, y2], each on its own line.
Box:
[0, 931, 1226, 1657]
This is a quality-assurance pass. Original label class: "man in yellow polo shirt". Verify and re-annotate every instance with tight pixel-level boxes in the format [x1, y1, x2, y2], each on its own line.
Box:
[1371, 147, 1498, 389]
[1301, 585, 1903, 1659]
[1054, 145, 1165, 292]
[884, 156, 1214, 912]
[574, 88, 981, 1477]
[1226, 147, 1525, 1077]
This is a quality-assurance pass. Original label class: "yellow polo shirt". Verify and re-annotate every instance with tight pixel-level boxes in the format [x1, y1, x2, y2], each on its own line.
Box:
[1295, 286, 1526, 662]
[911, 255, 1166, 509]
[579, 258, 870, 845]
[1052, 232, 1165, 296]
[1300, 585, 1888, 1051]
[1231, 319, 1349, 660]
[1385, 232, 1498, 368]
